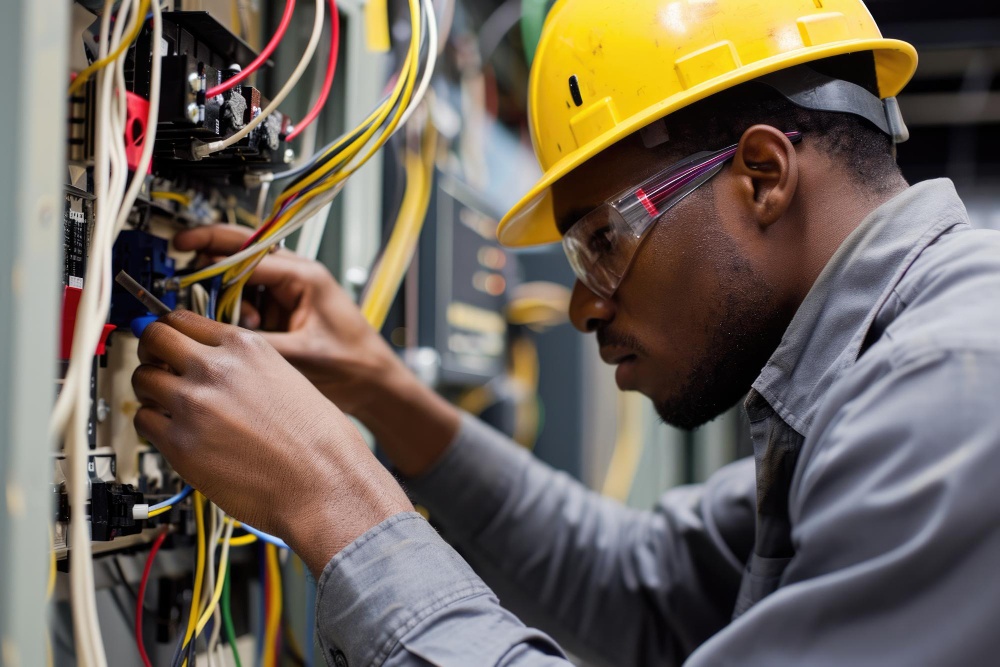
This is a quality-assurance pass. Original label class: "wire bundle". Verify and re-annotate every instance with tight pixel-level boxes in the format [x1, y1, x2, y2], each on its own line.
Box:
[193, 0, 326, 158]
[51, 1, 163, 664]
[175, 0, 437, 324]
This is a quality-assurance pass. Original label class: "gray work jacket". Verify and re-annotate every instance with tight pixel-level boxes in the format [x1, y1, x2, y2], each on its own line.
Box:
[315, 179, 1000, 666]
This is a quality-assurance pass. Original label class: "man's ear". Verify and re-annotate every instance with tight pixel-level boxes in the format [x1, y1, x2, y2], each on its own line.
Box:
[730, 125, 799, 228]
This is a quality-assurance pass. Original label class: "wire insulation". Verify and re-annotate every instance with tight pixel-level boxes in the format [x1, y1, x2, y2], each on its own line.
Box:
[286, 0, 341, 142]
[136, 530, 169, 667]
[205, 0, 297, 98]
[194, 0, 324, 157]
[68, 0, 150, 96]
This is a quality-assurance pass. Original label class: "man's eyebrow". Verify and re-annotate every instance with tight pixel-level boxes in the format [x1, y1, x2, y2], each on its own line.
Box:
[557, 207, 598, 235]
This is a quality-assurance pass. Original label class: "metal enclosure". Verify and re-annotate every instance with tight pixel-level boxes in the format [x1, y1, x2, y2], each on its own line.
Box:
[0, 2, 69, 665]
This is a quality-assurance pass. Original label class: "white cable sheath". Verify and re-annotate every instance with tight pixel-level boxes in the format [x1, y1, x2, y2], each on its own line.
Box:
[57, 2, 162, 664]
[67, 1, 124, 660]
[195, 0, 325, 157]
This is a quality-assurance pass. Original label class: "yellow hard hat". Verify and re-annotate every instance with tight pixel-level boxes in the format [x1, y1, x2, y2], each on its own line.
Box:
[497, 0, 918, 247]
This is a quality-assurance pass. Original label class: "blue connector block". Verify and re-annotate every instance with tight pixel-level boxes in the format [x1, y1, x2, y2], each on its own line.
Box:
[110, 230, 177, 327]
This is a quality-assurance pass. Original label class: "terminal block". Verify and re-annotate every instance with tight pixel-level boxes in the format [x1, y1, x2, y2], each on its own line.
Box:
[90, 481, 144, 542]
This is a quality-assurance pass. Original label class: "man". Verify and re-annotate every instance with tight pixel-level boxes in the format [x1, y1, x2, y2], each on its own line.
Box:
[132, 0, 1000, 664]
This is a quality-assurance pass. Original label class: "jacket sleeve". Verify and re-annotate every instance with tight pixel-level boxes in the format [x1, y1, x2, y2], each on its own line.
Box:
[684, 345, 1000, 666]
[313, 414, 757, 667]
[398, 414, 757, 666]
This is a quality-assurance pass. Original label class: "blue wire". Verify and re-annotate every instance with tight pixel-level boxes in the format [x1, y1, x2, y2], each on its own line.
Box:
[150, 484, 193, 512]
[240, 523, 290, 549]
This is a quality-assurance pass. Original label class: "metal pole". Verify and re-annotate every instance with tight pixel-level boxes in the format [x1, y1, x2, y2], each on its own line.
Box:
[0, 1, 68, 665]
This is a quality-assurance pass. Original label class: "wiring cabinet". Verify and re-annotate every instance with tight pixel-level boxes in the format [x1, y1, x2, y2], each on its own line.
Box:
[41, 0, 394, 664]
[3, 0, 563, 663]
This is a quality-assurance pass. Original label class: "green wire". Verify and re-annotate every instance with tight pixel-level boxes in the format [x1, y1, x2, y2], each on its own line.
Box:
[222, 567, 243, 667]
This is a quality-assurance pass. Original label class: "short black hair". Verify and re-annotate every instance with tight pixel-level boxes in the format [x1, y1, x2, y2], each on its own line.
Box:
[657, 53, 902, 194]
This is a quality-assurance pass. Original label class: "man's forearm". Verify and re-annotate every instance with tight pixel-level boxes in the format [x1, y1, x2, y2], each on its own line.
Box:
[352, 359, 463, 477]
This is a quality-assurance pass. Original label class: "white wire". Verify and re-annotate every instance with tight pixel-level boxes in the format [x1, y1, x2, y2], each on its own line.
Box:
[67, 1, 127, 661]
[194, 0, 325, 158]
[294, 201, 334, 260]
[220, 182, 347, 288]
[206, 506, 226, 664]
[58, 2, 162, 664]
[395, 0, 438, 132]
[114, 0, 163, 234]
[202, 504, 223, 667]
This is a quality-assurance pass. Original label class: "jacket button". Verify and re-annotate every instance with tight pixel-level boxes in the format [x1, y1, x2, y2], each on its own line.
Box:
[330, 648, 348, 667]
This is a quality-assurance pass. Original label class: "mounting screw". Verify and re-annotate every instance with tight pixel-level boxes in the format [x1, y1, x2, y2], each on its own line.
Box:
[187, 72, 201, 94]
[96, 399, 110, 423]
[185, 103, 200, 124]
[283, 148, 295, 164]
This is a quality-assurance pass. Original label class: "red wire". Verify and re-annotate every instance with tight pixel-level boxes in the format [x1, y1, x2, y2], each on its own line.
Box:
[206, 0, 298, 98]
[285, 0, 340, 141]
[136, 530, 169, 667]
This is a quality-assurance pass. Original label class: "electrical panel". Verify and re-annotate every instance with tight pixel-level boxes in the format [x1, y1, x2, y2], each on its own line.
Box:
[39, 0, 549, 664]
[52, 1, 343, 664]
[415, 175, 513, 385]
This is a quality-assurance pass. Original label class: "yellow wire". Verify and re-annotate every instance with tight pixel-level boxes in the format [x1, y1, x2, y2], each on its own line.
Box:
[68, 0, 151, 96]
[263, 544, 283, 667]
[175, 49, 411, 291]
[194, 525, 234, 634]
[147, 505, 171, 518]
[212, 0, 422, 322]
[361, 123, 437, 329]
[271, 28, 419, 211]
[48, 524, 57, 600]
[151, 191, 192, 206]
[180, 491, 206, 667]
[175, 0, 422, 321]
[225, 533, 258, 547]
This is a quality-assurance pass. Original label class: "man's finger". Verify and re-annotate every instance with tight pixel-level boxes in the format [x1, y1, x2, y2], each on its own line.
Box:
[158, 310, 230, 347]
[174, 224, 253, 255]
[139, 320, 205, 373]
[238, 300, 262, 330]
[134, 406, 171, 448]
[132, 364, 185, 414]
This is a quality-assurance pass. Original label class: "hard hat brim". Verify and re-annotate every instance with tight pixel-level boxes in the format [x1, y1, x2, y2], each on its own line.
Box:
[497, 39, 918, 248]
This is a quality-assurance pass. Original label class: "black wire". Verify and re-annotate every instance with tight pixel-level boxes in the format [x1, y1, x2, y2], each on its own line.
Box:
[111, 555, 140, 600]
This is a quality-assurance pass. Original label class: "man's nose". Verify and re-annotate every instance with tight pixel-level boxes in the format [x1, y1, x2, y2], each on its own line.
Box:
[568, 279, 616, 333]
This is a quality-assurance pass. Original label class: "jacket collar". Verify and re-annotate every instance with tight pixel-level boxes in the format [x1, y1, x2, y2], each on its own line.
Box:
[749, 179, 970, 437]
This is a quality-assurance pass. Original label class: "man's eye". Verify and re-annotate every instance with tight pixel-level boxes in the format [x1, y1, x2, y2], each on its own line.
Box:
[588, 226, 614, 254]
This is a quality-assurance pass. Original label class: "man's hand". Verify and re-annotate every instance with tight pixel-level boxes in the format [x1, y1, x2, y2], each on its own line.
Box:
[175, 225, 404, 418]
[174, 225, 462, 477]
[132, 310, 413, 575]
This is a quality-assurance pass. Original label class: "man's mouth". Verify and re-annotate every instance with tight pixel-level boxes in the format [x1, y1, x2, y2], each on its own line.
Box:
[599, 346, 637, 366]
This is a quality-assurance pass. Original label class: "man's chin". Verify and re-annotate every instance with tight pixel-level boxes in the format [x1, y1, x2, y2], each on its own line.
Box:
[652, 391, 742, 431]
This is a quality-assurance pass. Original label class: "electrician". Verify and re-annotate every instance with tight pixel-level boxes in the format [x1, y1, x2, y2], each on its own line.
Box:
[132, 0, 1000, 664]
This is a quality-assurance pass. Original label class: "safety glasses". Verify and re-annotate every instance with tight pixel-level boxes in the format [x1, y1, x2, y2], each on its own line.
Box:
[562, 131, 803, 299]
